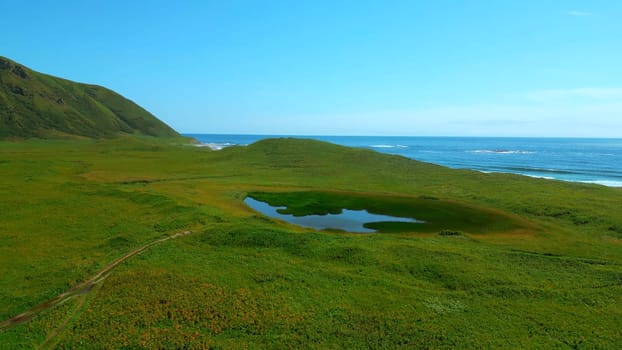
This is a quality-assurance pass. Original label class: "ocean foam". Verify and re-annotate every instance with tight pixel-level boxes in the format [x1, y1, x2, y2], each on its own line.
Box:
[469, 150, 535, 154]
[370, 144, 408, 149]
[195, 142, 236, 151]
[521, 174, 556, 180]
[579, 180, 622, 187]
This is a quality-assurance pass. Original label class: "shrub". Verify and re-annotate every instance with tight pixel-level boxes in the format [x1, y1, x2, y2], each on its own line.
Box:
[438, 230, 464, 236]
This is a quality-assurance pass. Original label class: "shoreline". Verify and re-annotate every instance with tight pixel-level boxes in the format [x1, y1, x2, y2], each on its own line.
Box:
[191, 136, 622, 188]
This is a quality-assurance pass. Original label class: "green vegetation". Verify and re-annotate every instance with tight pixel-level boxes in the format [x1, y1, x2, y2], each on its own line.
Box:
[0, 57, 179, 139]
[247, 191, 533, 233]
[1, 137, 621, 348]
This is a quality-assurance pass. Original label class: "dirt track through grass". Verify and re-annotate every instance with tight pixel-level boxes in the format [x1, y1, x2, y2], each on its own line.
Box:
[0, 230, 191, 336]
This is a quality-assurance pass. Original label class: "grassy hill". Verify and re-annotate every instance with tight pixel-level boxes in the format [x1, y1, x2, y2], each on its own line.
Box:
[1, 137, 621, 348]
[0, 56, 179, 139]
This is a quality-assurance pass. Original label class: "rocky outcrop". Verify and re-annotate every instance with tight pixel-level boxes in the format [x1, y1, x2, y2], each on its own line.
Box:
[0, 58, 31, 79]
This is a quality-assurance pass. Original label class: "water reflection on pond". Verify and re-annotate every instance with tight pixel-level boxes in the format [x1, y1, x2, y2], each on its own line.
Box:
[245, 197, 423, 233]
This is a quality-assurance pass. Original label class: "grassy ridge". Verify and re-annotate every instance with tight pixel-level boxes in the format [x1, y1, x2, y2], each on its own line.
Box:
[0, 56, 179, 139]
[0, 137, 621, 348]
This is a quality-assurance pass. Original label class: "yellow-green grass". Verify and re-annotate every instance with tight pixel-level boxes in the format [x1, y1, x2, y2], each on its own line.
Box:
[1, 137, 621, 348]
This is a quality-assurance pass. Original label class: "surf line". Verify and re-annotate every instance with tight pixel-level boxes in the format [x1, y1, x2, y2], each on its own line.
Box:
[0, 230, 192, 332]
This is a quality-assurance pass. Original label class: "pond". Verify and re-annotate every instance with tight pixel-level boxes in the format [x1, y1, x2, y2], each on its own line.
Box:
[245, 197, 424, 233]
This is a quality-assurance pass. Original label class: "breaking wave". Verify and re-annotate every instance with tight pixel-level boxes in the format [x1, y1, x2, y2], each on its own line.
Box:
[579, 180, 622, 187]
[468, 150, 535, 154]
[195, 142, 237, 151]
[370, 144, 408, 149]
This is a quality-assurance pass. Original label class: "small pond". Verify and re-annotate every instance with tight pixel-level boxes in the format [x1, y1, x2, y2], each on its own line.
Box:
[245, 197, 424, 233]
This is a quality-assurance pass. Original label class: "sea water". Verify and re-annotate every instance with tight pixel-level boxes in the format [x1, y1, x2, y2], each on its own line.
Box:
[186, 134, 622, 187]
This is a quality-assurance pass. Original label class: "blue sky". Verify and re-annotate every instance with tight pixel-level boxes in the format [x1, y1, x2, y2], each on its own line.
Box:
[3, 1, 622, 136]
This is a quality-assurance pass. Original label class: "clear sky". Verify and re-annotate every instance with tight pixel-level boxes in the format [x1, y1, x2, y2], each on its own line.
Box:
[3, 1, 622, 137]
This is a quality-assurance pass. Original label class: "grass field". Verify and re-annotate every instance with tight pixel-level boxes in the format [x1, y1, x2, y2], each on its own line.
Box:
[1, 136, 621, 348]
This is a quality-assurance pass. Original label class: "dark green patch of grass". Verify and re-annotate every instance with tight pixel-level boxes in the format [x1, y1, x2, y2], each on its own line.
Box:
[438, 230, 465, 236]
[248, 191, 532, 234]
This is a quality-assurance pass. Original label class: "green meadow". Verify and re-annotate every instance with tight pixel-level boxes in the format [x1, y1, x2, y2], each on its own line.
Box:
[1, 137, 621, 348]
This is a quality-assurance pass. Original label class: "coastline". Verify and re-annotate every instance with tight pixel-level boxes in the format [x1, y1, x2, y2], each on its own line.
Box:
[187, 134, 622, 188]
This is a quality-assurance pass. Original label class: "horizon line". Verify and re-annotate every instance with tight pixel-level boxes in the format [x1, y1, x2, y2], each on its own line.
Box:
[181, 132, 622, 139]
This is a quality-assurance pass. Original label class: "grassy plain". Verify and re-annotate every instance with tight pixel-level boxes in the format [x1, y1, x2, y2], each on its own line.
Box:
[0, 137, 621, 348]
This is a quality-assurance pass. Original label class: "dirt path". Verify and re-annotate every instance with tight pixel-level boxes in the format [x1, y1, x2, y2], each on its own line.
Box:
[37, 292, 88, 350]
[0, 230, 191, 333]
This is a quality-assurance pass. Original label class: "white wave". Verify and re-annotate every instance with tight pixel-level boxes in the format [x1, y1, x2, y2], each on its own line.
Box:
[370, 144, 408, 149]
[468, 150, 535, 154]
[195, 142, 236, 151]
[480, 170, 621, 187]
[521, 174, 556, 180]
[579, 180, 622, 187]
[479, 170, 555, 180]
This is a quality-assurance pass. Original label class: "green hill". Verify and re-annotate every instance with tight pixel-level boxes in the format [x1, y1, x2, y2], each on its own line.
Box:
[0, 56, 179, 139]
[1, 137, 621, 348]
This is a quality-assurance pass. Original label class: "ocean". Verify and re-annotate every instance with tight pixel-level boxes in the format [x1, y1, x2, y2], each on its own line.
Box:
[185, 134, 622, 187]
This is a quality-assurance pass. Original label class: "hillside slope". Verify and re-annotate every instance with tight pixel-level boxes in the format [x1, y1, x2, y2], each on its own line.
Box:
[1, 137, 621, 348]
[0, 56, 179, 138]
